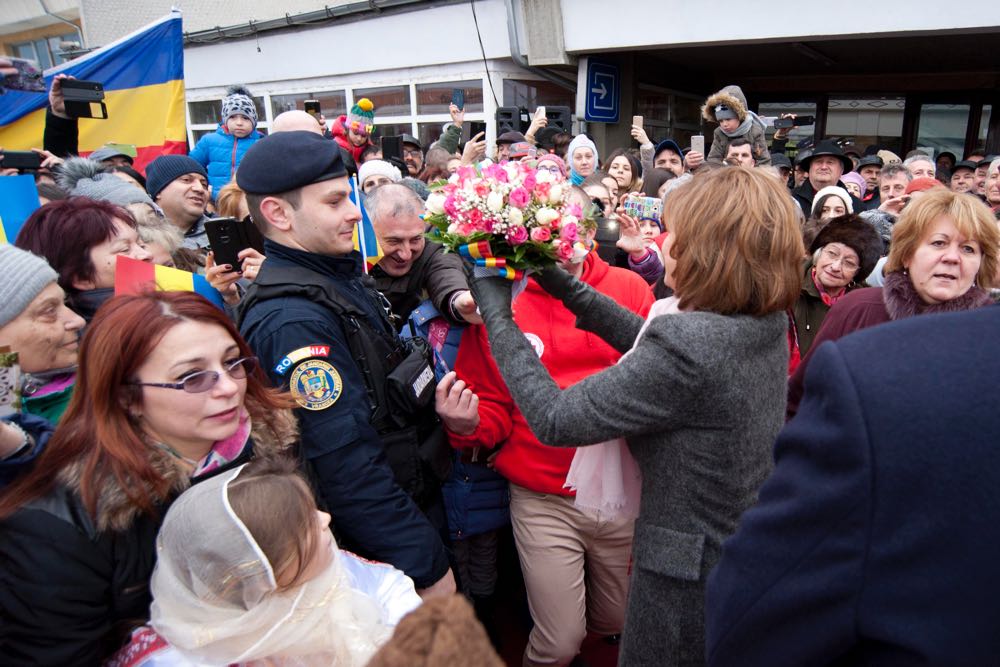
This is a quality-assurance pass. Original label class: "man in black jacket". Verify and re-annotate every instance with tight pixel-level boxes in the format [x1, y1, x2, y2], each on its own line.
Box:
[791, 140, 861, 217]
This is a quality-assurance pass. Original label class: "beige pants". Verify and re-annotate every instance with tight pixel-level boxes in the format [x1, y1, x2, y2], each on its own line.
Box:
[510, 483, 635, 667]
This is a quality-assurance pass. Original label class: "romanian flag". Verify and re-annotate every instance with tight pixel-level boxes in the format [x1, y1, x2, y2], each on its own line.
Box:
[0, 12, 186, 173]
[0, 175, 41, 244]
[350, 176, 383, 271]
[115, 255, 225, 309]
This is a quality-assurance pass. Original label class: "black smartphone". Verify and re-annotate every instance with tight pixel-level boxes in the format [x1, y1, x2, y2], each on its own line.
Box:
[773, 115, 816, 129]
[60, 79, 108, 119]
[204, 217, 263, 271]
[0, 150, 43, 170]
[2, 57, 45, 93]
[451, 88, 465, 111]
[381, 135, 403, 163]
[304, 100, 321, 118]
[462, 120, 487, 143]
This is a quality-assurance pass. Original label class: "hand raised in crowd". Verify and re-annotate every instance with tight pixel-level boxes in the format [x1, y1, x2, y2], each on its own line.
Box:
[435, 371, 480, 435]
[461, 131, 487, 165]
[773, 113, 796, 141]
[879, 194, 910, 215]
[630, 123, 651, 146]
[48, 74, 74, 119]
[316, 113, 328, 134]
[525, 110, 548, 143]
[685, 150, 704, 171]
[0, 148, 18, 177]
[205, 248, 265, 306]
[449, 102, 465, 128]
[0, 57, 17, 80]
[452, 289, 483, 324]
[615, 208, 649, 259]
[32, 148, 63, 170]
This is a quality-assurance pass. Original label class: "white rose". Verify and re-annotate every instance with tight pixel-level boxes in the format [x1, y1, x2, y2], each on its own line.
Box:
[561, 214, 579, 227]
[507, 207, 524, 227]
[447, 222, 459, 234]
[548, 184, 564, 204]
[503, 163, 518, 180]
[535, 207, 559, 225]
[535, 169, 554, 184]
[486, 191, 505, 213]
[425, 192, 446, 215]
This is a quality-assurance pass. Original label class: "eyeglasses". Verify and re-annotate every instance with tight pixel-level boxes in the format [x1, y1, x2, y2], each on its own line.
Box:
[538, 164, 562, 174]
[403, 148, 422, 158]
[820, 247, 860, 273]
[132, 357, 257, 394]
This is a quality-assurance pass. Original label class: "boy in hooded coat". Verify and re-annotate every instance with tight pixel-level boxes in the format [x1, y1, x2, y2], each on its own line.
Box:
[702, 85, 771, 166]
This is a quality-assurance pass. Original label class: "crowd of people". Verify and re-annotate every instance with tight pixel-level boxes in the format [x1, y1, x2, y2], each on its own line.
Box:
[1, 68, 1000, 667]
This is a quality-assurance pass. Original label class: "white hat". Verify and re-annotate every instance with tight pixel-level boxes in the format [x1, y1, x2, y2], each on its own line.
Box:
[811, 185, 854, 217]
[357, 160, 402, 189]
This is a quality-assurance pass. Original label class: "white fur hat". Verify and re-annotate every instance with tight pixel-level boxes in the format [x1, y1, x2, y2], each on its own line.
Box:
[358, 159, 402, 188]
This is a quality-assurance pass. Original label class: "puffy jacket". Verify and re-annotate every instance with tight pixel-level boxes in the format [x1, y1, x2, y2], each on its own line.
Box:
[189, 125, 262, 199]
[448, 252, 654, 495]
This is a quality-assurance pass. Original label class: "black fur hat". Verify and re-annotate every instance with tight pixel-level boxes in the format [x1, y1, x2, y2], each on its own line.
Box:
[810, 214, 885, 281]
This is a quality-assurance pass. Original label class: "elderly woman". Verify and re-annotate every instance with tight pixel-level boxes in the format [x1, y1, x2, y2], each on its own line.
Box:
[466, 168, 804, 665]
[0, 245, 84, 426]
[16, 197, 153, 322]
[788, 187, 999, 417]
[986, 157, 1000, 215]
[792, 216, 883, 356]
[0, 291, 297, 664]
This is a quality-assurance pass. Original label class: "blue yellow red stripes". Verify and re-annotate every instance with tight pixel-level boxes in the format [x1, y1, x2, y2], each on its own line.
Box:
[115, 255, 225, 308]
[457, 241, 524, 280]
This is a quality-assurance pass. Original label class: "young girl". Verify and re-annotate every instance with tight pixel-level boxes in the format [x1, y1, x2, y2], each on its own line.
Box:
[617, 192, 666, 285]
[189, 85, 262, 199]
[604, 149, 643, 194]
[109, 457, 420, 666]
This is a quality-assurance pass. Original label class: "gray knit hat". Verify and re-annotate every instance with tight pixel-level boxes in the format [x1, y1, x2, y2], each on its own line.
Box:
[57, 157, 156, 208]
[0, 245, 59, 328]
[221, 85, 258, 126]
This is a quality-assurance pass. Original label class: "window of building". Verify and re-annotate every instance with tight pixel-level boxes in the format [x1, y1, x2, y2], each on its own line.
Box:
[374, 123, 415, 141]
[503, 79, 574, 112]
[270, 91, 346, 120]
[416, 80, 484, 114]
[978, 105, 992, 152]
[12, 29, 80, 69]
[915, 104, 970, 163]
[353, 85, 411, 117]
[826, 96, 905, 155]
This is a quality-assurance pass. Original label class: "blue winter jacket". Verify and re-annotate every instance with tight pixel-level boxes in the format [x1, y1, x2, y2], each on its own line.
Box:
[189, 125, 262, 199]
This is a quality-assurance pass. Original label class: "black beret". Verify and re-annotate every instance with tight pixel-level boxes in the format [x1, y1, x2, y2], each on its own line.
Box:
[236, 130, 346, 194]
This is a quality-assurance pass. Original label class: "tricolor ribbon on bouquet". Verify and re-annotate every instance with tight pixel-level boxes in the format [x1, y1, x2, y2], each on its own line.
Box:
[457, 240, 525, 281]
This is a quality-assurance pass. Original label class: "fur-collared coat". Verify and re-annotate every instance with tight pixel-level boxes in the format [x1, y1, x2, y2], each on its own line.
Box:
[701, 85, 770, 166]
[0, 420, 293, 666]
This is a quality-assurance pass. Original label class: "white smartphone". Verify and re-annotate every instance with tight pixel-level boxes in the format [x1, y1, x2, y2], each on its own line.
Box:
[691, 135, 705, 155]
[535, 106, 546, 120]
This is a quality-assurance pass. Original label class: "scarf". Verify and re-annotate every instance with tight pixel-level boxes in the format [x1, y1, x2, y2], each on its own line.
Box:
[563, 296, 685, 520]
[811, 268, 848, 307]
[68, 287, 115, 323]
[570, 169, 585, 186]
[155, 409, 253, 478]
[882, 271, 992, 321]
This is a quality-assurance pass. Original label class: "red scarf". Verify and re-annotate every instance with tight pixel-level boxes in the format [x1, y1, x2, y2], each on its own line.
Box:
[811, 268, 847, 307]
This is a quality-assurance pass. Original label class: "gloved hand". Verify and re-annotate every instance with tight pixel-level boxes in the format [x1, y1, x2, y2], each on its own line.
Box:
[465, 266, 515, 334]
[532, 265, 595, 311]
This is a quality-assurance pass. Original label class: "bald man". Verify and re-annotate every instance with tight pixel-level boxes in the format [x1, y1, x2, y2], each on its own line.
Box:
[271, 109, 324, 134]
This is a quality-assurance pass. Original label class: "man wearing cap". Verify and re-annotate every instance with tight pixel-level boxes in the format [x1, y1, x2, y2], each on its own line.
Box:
[401, 135, 424, 177]
[856, 155, 883, 211]
[235, 131, 456, 599]
[145, 154, 211, 251]
[495, 131, 526, 163]
[771, 154, 792, 186]
[652, 139, 685, 178]
[792, 140, 860, 217]
[88, 145, 135, 168]
[949, 160, 978, 195]
[974, 157, 997, 199]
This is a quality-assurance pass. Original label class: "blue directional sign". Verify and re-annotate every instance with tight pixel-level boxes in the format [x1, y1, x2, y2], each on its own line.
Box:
[585, 59, 620, 123]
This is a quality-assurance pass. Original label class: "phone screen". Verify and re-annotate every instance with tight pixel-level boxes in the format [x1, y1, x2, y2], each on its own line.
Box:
[691, 135, 705, 155]
[451, 89, 465, 111]
[304, 100, 321, 117]
[381, 136, 404, 162]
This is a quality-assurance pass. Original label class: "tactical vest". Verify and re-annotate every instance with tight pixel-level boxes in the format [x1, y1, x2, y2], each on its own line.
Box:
[238, 264, 452, 508]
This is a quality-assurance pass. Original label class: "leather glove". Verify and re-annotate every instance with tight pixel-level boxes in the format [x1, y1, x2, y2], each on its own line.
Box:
[465, 266, 515, 334]
[532, 265, 597, 312]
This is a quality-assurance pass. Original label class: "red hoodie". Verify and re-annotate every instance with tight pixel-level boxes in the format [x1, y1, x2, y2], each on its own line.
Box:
[331, 115, 369, 164]
[449, 252, 654, 495]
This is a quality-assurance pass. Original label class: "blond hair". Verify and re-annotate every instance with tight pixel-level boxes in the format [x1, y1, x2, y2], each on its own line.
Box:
[885, 187, 999, 288]
[216, 180, 248, 219]
[667, 168, 804, 315]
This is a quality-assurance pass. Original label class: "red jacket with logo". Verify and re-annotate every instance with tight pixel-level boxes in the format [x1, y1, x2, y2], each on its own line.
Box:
[448, 252, 654, 495]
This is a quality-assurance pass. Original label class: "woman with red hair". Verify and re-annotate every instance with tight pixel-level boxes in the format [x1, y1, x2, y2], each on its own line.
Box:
[15, 197, 153, 322]
[0, 291, 297, 665]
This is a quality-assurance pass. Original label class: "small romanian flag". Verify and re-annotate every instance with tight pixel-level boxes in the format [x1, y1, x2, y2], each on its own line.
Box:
[0, 175, 41, 244]
[115, 256, 225, 309]
[349, 176, 383, 269]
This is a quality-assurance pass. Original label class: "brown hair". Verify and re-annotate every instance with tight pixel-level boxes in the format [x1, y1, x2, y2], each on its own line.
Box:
[667, 168, 804, 315]
[0, 292, 297, 523]
[227, 457, 320, 591]
[216, 180, 248, 219]
[885, 187, 999, 288]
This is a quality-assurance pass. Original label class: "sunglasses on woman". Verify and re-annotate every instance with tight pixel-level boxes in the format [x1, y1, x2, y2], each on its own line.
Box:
[131, 357, 257, 394]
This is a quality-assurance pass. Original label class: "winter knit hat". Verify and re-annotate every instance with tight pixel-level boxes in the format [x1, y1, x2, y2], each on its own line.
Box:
[58, 157, 156, 208]
[145, 155, 208, 200]
[0, 245, 59, 328]
[904, 177, 943, 195]
[534, 153, 567, 177]
[221, 85, 258, 126]
[810, 214, 884, 280]
[358, 159, 402, 189]
[348, 98, 375, 135]
[877, 149, 902, 165]
[811, 185, 854, 217]
[840, 171, 868, 196]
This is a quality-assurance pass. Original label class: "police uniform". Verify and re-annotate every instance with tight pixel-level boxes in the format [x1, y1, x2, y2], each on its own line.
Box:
[236, 131, 450, 589]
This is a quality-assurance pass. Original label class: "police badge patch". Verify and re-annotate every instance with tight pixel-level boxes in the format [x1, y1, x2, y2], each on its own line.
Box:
[289, 360, 344, 410]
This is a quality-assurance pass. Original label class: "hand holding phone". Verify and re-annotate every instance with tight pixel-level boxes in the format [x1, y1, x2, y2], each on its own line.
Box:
[622, 195, 663, 222]
[690, 135, 705, 155]
[304, 100, 321, 118]
[451, 89, 465, 111]
[1, 57, 45, 93]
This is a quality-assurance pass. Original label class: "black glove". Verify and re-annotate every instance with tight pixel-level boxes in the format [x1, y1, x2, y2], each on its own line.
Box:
[465, 265, 515, 334]
[532, 265, 596, 311]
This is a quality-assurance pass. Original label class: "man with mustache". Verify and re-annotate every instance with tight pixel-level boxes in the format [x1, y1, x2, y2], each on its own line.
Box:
[145, 155, 211, 251]
[791, 141, 860, 218]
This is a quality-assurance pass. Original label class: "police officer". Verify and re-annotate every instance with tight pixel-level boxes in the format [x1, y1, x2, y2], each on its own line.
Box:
[235, 130, 455, 598]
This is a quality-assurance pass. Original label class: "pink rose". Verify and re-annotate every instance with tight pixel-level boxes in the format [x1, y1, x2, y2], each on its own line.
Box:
[568, 203, 582, 218]
[555, 240, 574, 260]
[507, 226, 529, 245]
[444, 195, 458, 216]
[509, 187, 531, 209]
[560, 222, 578, 242]
[467, 208, 484, 228]
[457, 222, 474, 236]
[522, 173, 537, 191]
[530, 227, 551, 242]
[534, 182, 551, 199]
[474, 181, 490, 197]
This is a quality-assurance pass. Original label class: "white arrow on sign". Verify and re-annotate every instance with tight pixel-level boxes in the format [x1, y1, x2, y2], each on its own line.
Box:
[591, 82, 608, 99]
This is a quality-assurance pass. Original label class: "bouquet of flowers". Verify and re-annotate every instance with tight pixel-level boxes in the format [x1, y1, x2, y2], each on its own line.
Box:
[424, 161, 587, 279]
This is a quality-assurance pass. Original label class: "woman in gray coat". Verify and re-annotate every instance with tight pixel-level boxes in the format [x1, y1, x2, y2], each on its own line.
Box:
[467, 168, 804, 666]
